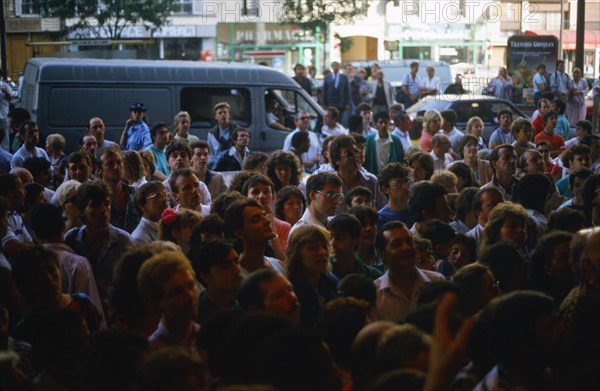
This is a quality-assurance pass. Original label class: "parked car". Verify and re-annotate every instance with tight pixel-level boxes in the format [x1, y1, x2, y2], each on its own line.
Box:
[406, 95, 528, 143]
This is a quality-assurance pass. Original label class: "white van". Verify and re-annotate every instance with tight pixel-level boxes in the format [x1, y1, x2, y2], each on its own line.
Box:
[19, 58, 324, 152]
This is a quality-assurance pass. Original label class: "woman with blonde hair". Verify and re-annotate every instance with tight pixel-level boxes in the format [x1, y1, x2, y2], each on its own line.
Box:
[122, 150, 148, 188]
[419, 109, 442, 152]
[286, 224, 338, 328]
[567, 68, 589, 125]
[159, 208, 202, 255]
[173, 111, 200, 145]
[139, 149, 165, 181]
[466, 116, 488, 149]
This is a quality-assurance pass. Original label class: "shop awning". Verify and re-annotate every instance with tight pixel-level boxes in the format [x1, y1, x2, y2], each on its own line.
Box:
[525, 30, 600, 50]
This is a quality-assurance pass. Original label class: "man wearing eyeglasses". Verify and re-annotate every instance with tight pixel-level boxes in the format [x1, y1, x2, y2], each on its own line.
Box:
[283, 112, 321, 173]
[329, 135, 385, 213]
[289, 172, 343, 237]
[131, 181, 168, 244]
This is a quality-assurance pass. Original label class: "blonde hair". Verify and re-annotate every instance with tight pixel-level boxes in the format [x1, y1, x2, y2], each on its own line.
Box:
[423, 109, 442, 134]
[173, 111, 191, 135]
[431, 170, 458, 193]
[137, 251, 195, 304]
[286, 225, 331, 282]
[122, 150, 146, 183]
[466, 116, 484, 134]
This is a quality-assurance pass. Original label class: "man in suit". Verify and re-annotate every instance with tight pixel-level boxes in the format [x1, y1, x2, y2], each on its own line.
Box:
[323, 61, 351, 126]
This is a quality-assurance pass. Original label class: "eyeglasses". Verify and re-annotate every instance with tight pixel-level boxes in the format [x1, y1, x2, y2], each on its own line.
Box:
[147, 192, 167, 200]
[389, 179, 409, 189]
[316, 190, 344, 201]
[341, 148, 360, 158]
[299, 116, 311, 121]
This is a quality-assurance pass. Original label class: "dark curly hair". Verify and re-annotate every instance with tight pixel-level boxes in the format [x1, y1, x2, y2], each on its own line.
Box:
[266, 150, 303, 192]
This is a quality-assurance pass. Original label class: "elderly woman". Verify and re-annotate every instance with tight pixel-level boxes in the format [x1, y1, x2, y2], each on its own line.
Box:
[267, 150, 304, 192]
[466, 116, 488, 150]
[419, 109, 442, 152]
[567, 68, 589, 125]
[448, 134, 493, 185]
[286, 224, 338, 329]
[173, 111, 200, 145]
[45, 133, 67, 186]
[275, 185, 306, 226]
[487, 67, 513, 101]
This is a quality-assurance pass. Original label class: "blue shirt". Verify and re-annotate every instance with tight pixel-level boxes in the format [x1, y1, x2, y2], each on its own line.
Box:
[402, 73, 421, 96]
[11, 145, 49, 168]
[65, 224, 134, 300]
[555, 115, 571, 141]
[533, 72, 546, 93]
[123, 121, 152, 151]
[556, 176, 573, 199]
[147, 145, 170, 176]
[377, 205, 414, 229]
[488, 127, 514, 148]
[0, 148, 12, 174]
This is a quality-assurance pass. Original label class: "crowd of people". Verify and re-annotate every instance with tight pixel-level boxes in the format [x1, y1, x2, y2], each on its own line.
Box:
[1, 60, 600, 391]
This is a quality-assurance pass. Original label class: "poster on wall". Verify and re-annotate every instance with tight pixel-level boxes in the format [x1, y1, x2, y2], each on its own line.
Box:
[507, 35, 559, 88]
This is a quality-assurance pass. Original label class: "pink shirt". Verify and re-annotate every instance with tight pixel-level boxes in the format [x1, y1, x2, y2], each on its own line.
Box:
[419, 131, 433, 152]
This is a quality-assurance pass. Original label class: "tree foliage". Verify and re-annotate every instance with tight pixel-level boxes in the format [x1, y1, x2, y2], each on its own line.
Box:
[45, 0, 176, 39]
[278, 0, 370, 32]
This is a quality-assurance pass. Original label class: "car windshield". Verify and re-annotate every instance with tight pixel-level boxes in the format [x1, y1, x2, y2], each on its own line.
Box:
[406, 99, 449, 118]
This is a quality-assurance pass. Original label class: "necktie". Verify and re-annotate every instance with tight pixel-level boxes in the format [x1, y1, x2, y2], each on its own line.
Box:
[334, 73, 339, 89]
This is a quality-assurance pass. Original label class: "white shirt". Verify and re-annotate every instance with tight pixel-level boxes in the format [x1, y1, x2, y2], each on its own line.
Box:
[593, 78, 600, 98]
[391, 127, 412, 152]
[321, 123, 348, 141]
[289, 207, 326, 238]
[283, 128, 322, 164]
[430, 151, 453, 171]
[131, 217, 160, 244]
[421, 76, 441, 93]
[374, 268, 445, 323]
[466, 224, 484, 258]
[375, 132, 393, 171]
[42, 242, 105, 325]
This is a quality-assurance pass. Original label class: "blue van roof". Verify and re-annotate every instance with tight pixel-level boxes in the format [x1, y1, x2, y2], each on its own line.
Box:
[27, 58, 298, 87]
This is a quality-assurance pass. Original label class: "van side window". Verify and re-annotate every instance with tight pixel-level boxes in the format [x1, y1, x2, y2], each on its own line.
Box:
[181, 87, 251, 128]
[268, 89, 321, 131]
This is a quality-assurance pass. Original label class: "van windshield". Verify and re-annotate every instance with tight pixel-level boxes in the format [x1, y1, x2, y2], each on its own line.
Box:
[181, 87, 252, 128]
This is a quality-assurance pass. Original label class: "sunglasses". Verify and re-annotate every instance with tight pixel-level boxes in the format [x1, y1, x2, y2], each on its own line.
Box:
[316, 190, 344, 201]
[341, 148, 360, 158]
